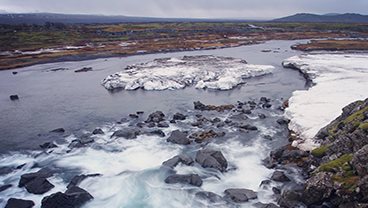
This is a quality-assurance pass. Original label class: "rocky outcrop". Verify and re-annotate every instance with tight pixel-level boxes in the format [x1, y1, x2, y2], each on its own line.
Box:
[111, 129, 140, 140]
[273, 98, 368, 207]
[195, 149, 228, 172]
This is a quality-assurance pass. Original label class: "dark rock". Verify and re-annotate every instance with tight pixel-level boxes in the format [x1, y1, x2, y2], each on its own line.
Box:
[164, 174, 202, 187]
[67, 174, 101, 189]
[145, 129, 166, 137]
[167, 130, 190, 145]
[216, 122, 226, 128]
[0, 166, 13, 175]
[74, 67, 93, 73]
[271, 171, 290, 182]
[162, 154, 193, 168]
[224, 188, 257, 203]
[129, 114, 139, 118]
[25, 177, 55, 194]
[111, 129, 139, 140]
[262, 103, 272, 108]
[12, 71, 18, 75]
[272, 187, 281, 195]
[136, 122, 145, 128]
[212, 117, 222, 123]
[5, 198, 35, 208]
[258, 114, 266, 119]
[195, 191, 224, 203]
[147, 122, 156, 128]
[40, 142, 57, 149]
[41, 186, 93, 208]
[195, 149, 228, 172]
[92, 128, 104, 135]
[173, 113, 186, 120]
[0, 184, 12, 192]
[278, 190, 303, 208]
[302, 172, 334, 206]
[10, 95, 19, 100]
[169, 120, 176, 124]
[136, 111, 144, 115]
[190, 130, 225, 143]
[352, 144, 368, 176]
[157, 122, 169, 128]
[19, 168, 53, 187]
[277, 118, 290, 125]
[260, 180, 271, 187]
[243, 109, 252, 114]
[358, 176, 368, 202]
[50, 128, 65, 133]
[239, 124, 258, 131]
[146, 111, 165, 123]
[260, 97, 271, 103]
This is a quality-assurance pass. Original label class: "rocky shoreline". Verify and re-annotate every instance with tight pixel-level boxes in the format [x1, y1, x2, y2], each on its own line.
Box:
[267, 98, 368, 208]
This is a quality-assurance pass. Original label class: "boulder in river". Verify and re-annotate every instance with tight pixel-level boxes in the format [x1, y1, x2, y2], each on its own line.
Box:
[24, 177, 55, 194]
[0, 184, 12, 192]
[41, 186, 93, 208]
[50, 128, 65, 133]
[190, 130, 225, 143]
[9, 95, 19, 101]
[40, 142, 57, 149]
[164, 174, 203, 187]
[92, 128, 104, 135]
[162, 154, 194, 168]
[5, 198, 35, 208]
[146, 111, 165, 123]
[194, 191, 224, 204]
[74, 67, 93, 73]
[157, 121, 169, 128]
[195, 149, 228, 172]
[111, 129, 140, 140]
[173, 113, 187, 120]
[224, 188, 257, 203]
[167, 130, 190, 145]
[271, 171, 290, 182]
[19, 168, 53, 188]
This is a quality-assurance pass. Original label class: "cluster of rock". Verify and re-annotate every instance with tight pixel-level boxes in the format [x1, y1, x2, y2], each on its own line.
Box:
[4, 168, 97, 208]
[2, 96, 288, 207]
[266, 98, 368, 208]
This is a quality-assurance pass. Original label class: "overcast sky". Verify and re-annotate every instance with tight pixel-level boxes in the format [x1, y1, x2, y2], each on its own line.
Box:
[1, 0, 368, 19]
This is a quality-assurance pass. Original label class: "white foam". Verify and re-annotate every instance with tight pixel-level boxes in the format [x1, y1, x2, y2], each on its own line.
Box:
[283, 54, 368, 150]
[101, 56, 273, 91]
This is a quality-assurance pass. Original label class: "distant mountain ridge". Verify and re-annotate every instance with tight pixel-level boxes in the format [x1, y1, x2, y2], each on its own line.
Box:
[273, 13, 368, 23]
[0, 12, 253, 25]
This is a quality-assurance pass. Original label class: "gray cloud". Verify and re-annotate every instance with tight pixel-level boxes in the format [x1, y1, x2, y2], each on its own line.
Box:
[0, 0, 367, 19]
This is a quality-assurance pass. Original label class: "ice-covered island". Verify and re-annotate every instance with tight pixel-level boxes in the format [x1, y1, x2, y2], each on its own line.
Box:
[283, 53, 368, 150]
[102, 55, 274, 91]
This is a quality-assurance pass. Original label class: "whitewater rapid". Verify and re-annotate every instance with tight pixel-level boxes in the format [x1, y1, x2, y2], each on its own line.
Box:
[283, 53, 368, 150]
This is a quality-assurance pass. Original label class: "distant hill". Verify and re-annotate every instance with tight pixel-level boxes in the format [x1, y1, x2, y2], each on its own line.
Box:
[273, 13, 368, 23]
[0, 12, 251, 25]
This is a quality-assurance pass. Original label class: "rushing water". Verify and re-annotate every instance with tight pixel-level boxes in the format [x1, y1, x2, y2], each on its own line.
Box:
[0, 40, 307, 207]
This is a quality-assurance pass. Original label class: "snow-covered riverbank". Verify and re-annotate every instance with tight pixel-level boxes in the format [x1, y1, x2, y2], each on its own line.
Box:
[283, 53, 368, 150]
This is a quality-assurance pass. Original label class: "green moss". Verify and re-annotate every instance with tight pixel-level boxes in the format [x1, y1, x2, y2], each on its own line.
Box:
[311, 145, 329, 158]
[359, 122, 368, 130]
[332, 174, 359, 193]
[343, 106, 368, 124]
[318, 154, 353, 172]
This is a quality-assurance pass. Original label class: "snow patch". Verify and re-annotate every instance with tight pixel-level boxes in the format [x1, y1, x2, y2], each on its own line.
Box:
[101, 55, 274, 91]
[283, 54, 368, 150]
